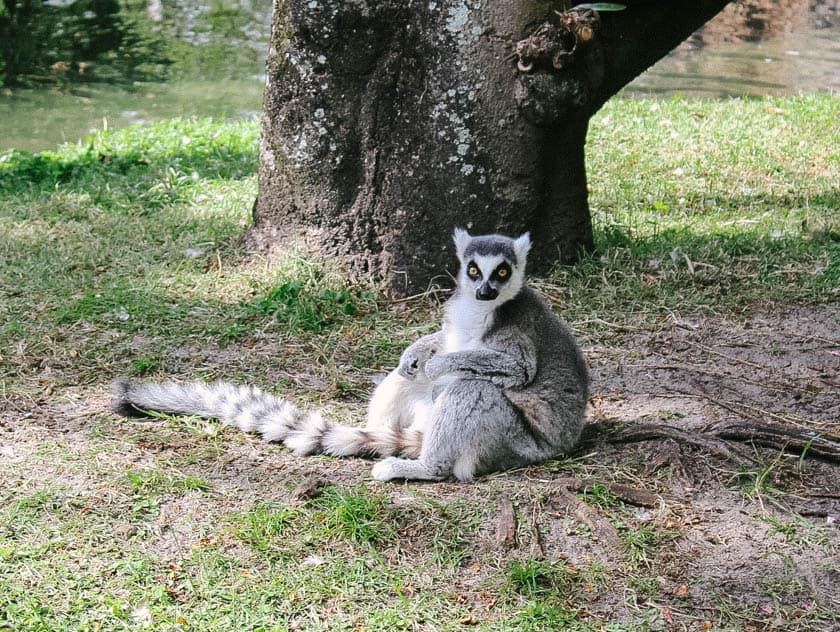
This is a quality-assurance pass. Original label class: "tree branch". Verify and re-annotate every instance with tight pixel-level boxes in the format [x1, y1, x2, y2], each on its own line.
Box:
[593, 0, 732, 109]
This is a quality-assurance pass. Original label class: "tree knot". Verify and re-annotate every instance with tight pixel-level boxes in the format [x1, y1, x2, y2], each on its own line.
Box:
[512, 9, 604, 126]
[514, 9, 601, 73]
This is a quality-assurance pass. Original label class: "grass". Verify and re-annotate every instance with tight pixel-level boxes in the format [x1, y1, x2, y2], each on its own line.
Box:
[1, 95, 839, 630]
[578, 482, 620, 509]
[555, 94, 839, 337]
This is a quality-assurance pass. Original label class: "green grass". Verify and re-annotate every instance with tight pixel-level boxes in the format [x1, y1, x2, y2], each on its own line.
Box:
[621, 523, 660, 560]
[1, 96, 838, 631]
[313, 485, 395, 544]
[578, 482, 620, 509]
[557, 94, 839, 335]
[0, 117, 403, 396]
[230, 502, 299, 552]
[121, 469, 212, 495]
[506, 558, 577, 597]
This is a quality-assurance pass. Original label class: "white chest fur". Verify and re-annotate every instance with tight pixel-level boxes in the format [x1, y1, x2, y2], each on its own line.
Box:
[443, 293, 496, 353]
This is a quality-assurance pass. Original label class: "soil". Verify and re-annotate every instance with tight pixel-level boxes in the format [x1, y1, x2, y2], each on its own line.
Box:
[579, 303, 840, 628]
[3, 303, 839, 630]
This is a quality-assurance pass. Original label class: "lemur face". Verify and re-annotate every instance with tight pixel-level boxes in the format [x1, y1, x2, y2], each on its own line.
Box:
[453, 229, 531, 303]
[464, 255, 512, 301]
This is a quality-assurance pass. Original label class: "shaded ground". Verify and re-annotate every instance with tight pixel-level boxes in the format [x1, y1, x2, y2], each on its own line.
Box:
[2, 303, 838, 631]
[582, 304, 840, 628]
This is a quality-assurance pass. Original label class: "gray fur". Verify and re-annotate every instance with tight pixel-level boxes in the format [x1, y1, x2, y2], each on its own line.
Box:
[371, 228, 588, 482]
[462, 235, 519, 265]
[112, 229, 588, 482]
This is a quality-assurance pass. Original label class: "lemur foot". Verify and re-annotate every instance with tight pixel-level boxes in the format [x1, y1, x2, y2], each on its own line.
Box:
[371, 457, 443, 481]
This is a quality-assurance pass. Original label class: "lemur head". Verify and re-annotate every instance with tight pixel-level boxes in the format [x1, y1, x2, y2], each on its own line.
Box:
[453, 228, 531, 303]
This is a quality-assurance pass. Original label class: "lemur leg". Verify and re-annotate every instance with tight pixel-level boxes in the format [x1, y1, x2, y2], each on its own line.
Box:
[366, 370, 435, 434]
[366, 332, 441, 433]
[371, 455, 442, 481]
[371, 379, 534, 482]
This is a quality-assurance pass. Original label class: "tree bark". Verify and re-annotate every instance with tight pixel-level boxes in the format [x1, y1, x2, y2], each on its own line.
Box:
[251, 0, 731, 296]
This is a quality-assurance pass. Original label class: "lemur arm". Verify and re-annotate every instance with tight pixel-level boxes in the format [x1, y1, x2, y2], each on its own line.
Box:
[424, 338, 537, 388]
[397, 332, 444, 379]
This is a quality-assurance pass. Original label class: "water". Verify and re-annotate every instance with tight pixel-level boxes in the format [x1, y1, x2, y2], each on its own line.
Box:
[0, 0, 837, 154]
[0, 0, 271, 153]
[626, 1, 840, 98]
[0, 81, 264, 153]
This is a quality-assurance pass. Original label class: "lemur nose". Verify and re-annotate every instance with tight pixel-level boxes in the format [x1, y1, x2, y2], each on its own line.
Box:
[476, 283, 498, 301]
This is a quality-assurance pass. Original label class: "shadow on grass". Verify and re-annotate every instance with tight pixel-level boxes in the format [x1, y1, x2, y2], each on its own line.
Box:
[0, 115, 836, 387]
[12, 203, 835, 372]
[592, 188, 840, 259]
[546, 190, 840, 320]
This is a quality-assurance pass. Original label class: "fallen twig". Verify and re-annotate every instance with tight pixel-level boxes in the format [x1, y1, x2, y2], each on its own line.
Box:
[496, 495, 517, 549]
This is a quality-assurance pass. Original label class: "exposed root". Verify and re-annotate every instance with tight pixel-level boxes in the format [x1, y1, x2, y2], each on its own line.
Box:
[551, 476, 668, 508]
[552, 480, 621, 549]
[579, 420, 840, 464]
[529, 506, 545, 559]
[708, 422, 840, 461]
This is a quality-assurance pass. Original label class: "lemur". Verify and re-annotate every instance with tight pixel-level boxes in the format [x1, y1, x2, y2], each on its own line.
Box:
[112, 229, 589, 481]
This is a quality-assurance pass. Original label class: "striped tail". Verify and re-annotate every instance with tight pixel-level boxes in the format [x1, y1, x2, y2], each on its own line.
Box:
[111, 379, 422, 458]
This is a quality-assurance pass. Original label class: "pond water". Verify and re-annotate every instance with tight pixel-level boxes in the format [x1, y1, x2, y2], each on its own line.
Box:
[0, 0, 272, 153]
[0, 0, 837, 154]
[625, 0, 840, 98]
[0, 80, 264, 153]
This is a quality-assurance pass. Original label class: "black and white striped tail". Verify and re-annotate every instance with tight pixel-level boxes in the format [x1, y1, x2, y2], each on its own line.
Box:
[111, 379, 422, 458]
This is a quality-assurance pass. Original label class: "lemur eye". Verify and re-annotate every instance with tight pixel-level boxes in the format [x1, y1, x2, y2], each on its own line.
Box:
[497, 267, 508, 278]
[467, 265, 480, 279]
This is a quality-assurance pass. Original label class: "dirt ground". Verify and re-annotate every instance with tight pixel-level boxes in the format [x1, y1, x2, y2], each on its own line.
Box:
[3, 303, 839, 630]
[580, 304, 840, 628]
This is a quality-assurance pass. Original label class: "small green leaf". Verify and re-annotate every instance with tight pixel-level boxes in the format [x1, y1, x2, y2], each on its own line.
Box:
[574, 2, 627, 11]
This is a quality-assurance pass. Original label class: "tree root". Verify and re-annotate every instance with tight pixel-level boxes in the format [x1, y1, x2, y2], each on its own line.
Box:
[579, 420, 840, 464]
[553, 479, 621, 549]
[545, 477, 674, 552]
[546, 418, 840, 554]
[708, 422, 840, 461]
[551, 477, 666, 508]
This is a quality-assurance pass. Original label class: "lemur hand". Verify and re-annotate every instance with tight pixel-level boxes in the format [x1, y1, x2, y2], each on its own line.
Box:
[397, 334, 439, 379]
[423, 353, 449, 381]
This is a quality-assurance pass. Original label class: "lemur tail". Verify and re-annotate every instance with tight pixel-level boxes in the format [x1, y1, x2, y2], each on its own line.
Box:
[111, 379, 422, 458]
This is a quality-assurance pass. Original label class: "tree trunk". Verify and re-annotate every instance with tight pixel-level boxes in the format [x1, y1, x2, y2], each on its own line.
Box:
[251, 0, 731, 296]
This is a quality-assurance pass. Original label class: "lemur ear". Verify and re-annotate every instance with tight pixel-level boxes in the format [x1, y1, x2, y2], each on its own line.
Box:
[513, 232, 532, 262]
[453, 228, 472, 259]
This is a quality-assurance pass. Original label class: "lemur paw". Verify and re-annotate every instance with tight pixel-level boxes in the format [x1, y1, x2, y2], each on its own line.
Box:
[371, 457, 402, 481]
[397, 344, 437, 379]
[423, 354, 448, 381]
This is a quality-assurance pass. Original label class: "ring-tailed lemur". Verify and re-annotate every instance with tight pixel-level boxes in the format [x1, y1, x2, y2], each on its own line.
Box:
[112, 229, 589, 481]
